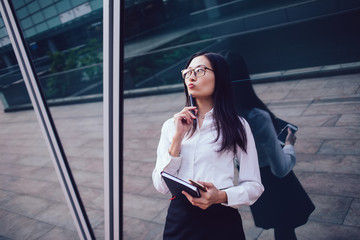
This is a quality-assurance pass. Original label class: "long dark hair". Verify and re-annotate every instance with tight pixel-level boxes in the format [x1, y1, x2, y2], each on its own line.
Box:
[183, 52, 247, 154]
[223, 50, 280, 132]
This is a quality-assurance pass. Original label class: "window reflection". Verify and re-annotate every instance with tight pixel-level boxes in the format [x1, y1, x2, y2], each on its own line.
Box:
[3, 0, 358, 109]
[123, 1, 360, 239]
[0, 0, 103, 239]
[0, 0, 359, 239]
[1, 0, 103, 110]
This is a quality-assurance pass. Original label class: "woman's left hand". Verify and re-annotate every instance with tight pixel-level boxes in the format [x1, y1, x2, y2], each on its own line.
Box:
[182, 181, 227, 210]
[285, 127, 297, 146]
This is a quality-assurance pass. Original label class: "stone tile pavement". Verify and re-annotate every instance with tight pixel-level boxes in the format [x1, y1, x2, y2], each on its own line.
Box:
[0, 73, 359, 239]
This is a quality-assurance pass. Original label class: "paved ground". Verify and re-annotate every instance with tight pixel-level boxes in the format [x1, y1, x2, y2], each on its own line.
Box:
[0, 73, 359, 239]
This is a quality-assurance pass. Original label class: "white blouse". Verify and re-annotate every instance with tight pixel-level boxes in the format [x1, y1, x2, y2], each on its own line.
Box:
[152, 110, 264, 209]
[245, 108, 296, 177]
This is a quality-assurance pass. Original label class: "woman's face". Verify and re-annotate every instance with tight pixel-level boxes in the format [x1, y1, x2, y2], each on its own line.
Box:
[184, 55, 215, 99]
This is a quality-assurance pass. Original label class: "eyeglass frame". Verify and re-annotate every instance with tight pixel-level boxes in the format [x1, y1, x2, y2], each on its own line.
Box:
[181, 66, 214, 79]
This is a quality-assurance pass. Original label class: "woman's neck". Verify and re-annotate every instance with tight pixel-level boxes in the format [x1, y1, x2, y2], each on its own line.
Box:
[196, 97, 213, 117]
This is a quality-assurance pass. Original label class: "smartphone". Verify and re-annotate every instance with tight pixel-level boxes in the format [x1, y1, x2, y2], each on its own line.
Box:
[189, 94, 197, 125]
[189, 179, 207, 192]
[278, 123, 298, 145]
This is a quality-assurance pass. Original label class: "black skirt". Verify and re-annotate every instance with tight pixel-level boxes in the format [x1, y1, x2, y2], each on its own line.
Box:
[250, 166, 315, 229]
[164, 195, 245, 240]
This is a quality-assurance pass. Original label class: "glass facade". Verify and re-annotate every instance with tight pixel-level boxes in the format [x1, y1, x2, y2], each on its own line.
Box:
[1, 0, 101, 41]
[0, 0, 102, 110]
[0, 0, 103, 239]
[0, 0, 360, 239]
[124, 0, 360, 91]
[1, 0, 360, 110]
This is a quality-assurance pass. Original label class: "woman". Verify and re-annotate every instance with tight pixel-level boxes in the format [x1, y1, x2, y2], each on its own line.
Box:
[224, 51, 315, 240]
[152, 52, 264, 240]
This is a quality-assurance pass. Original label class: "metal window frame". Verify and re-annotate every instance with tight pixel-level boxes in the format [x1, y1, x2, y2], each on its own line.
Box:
[0, 1, 94, 239]
[103, 0, 124, 239]
[1, 0, 125, 238]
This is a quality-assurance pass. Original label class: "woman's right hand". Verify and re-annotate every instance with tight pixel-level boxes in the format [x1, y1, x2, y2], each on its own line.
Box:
[285, 127, 297, 146]
[168, 107, 197, 157]
[173, 106, 197, 138]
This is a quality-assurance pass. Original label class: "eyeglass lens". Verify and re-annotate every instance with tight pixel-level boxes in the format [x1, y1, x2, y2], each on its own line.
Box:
[182, 68, 206, 79]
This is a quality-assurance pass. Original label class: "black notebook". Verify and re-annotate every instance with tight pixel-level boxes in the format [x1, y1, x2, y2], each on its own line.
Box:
[161, 171, 200, 198]
[276, 118, 298, 145]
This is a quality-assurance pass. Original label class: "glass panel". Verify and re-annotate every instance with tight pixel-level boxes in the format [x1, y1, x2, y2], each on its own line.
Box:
[56, 0, 72, 13]
[73, 2, 92, 18]
[16, 6, 28, 19]
[0, 27, 6, 37]
[32, 12, 44, 25]
[12, 0, 25, 9]
[47, 16, 61, 29]
[0, 36, 10, 48]
[90, 0, 102, 10]
[73, 0, 88, 6]
[43, 5, 58, 19]
[123, 0, 360, 239]
[35, 22, 47, 33]
[39, 0, 54, 8]
[0, 16, 79, 240]
[20, 17, 33, 29]
[27, 1, 40, 14]
[0, 0, 103, 238]
[24, 27, 36, 38]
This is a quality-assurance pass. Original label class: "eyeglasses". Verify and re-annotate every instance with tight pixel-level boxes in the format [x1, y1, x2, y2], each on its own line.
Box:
[181, 67, 213, 79]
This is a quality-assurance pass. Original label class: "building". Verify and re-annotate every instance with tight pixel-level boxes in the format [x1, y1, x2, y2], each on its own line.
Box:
[0, 1, 360, 239]
[1, 0, 360, 111]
